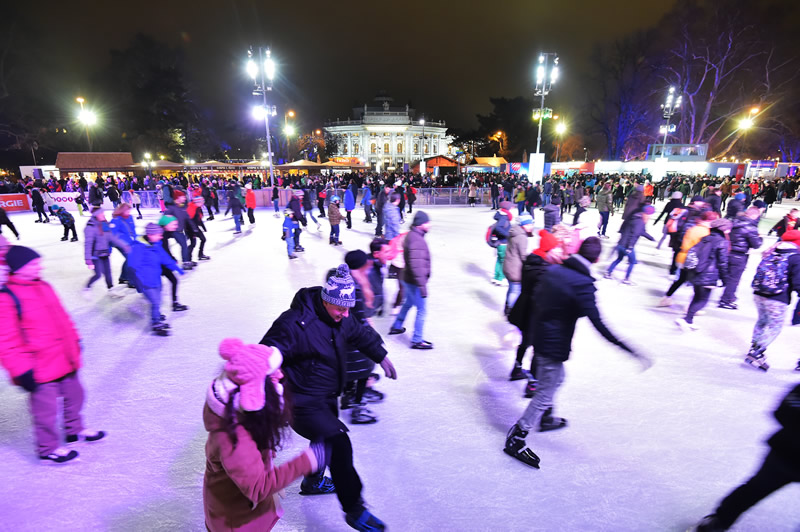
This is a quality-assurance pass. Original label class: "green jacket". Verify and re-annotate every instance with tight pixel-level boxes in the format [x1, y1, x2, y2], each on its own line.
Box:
[596, 190, 613, 212]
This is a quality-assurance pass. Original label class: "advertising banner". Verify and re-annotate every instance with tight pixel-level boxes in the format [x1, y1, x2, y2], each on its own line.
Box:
[50, 192, 114, 212]
[0, 194, 31, 212]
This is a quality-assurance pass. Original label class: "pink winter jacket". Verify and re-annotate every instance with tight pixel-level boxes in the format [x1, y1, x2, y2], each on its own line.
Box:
[0, 277, 81, 383]
[203, 404, 314, 531]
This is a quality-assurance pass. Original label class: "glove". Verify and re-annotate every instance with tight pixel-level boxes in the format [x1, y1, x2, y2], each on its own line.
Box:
[420, 285, 428, 298]
[13, 370, 37, 392]
[308, 441, 329, 474]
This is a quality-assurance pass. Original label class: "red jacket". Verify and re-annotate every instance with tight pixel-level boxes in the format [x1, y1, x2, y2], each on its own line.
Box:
[0, 278, 81, 383]
[245, 190, 256, 209]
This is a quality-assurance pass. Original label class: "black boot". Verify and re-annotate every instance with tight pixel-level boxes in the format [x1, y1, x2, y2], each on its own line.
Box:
[299, 474, 336, 495]
[524, 379, 538, 398]
[503, 424, 540, 468]
[539, 407, 568, 432]
[509, 362, 529, 381]
[744, 343, 769, 371]
[172, 302, 189, 312]
[695, 514, 726, 532]
[350, 404, 378, 424]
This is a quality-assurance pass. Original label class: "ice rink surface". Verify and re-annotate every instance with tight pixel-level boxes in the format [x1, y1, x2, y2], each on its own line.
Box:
[1, 198, 799, 532]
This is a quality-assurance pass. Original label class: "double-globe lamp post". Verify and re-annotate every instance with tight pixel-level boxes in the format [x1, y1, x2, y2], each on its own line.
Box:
[534, 53, 559, 155]
[660, 87, 682, 158]
[248, 47, 277, 187]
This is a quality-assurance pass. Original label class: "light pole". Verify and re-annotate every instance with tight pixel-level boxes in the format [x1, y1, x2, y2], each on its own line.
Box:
[555, 122, 567, 162]
[76, 97, 97, 151]
[659, 87, 682, 159]
[248, 47, 277, 186]
[419, 118, 426, 159]
[534, 53, 559, 154]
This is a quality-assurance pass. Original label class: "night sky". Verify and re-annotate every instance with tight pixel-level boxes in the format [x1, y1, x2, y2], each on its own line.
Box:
[21, 0, 677, 132]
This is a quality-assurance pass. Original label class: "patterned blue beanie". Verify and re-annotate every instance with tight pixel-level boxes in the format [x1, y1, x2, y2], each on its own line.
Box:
[322, 264, 356, 308]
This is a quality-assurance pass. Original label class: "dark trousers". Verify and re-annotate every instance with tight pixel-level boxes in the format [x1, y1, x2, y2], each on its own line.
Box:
[408, 201, 414, 213]
[171, 231, 190, 262]
[247, 207, 255, 224]
[666, 268, 689, 297]
[375, 211, 384, 236]
[29, 371, 84, 455]
[133, 204, 142, 217]
[162, 267, 178, 302]
[0, 219, 19, 238]
[35, 204, 49, 222]
[318, 199, 326, 217]
[346, 210, 352, 229]
[713, 451, 799, 529]
[389, 265, 404, 307]
[491, 195, 499, 209]
[330, 224, 340, 243]
[87, 257, 112, 289]
[599, 211, 610, 236]
[721, 252, 748, 304]
[188, 230, 206, 259]
[62, 224, 77, 240]
[685, 286, 712, 323]
[206, 204, 214, 218]
[292, 397, 365, 515]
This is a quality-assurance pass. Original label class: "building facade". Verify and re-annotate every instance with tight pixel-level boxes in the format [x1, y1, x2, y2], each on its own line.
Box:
[324, 94, 451, 171]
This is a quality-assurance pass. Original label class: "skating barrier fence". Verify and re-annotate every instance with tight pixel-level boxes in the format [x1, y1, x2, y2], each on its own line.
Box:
[127, 188, 497, 210]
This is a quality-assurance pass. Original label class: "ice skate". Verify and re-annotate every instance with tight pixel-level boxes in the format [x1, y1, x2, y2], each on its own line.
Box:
[350, 404, 378, 424]
[503, 424, 540, 469]
[717, 301, 737, 310]
[152, 321, 170, 336]
[66, 429, 106, 444]
[657, 296, 673, 307]
[362, 387, 384, 404]
[199, 254, 211, 261]
[524, 379, 537, 398]
[39, 447, 79, 464]
[299, 475, 336, 495]
[509, 363, 530, 381]
[694, 514, 725, 532]
[603, 271, 613, 280]
[675, 318, 697, 332]
[540, 408, 568, 432]
[172, 302, 189, 312]
[744, 352, 769, 372]
[795, 359, 800, 371]
[345, 509, 386, 532]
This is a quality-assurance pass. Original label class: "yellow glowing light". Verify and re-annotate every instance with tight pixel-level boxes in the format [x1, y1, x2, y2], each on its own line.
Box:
[76, 97, 85, 104]
[750, 107, 760, 115]
[288, 110, 295, 118]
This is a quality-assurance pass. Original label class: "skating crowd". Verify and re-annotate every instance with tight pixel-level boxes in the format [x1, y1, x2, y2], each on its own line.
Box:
[1, 169, 799, 532]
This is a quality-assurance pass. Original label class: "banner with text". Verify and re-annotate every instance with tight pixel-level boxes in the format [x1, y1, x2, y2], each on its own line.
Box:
[0, 194, 31, 212]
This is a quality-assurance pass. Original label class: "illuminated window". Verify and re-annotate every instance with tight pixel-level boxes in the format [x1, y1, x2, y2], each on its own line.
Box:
[343, 145, 348, 154]
[424, 144, 429, 154]
[397, 143, 403, 153]
[383, 143, 389, 153]
[433, 144, 438, 154]
[354, 144, 360, 154]
[371, 143, 377, 154]
[384, 132, 390, 137]
[414, 144, 419, 154]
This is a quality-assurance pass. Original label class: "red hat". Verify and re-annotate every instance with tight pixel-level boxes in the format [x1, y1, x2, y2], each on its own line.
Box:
[533, 230, 559, 259]
[781, 230, 800, 245]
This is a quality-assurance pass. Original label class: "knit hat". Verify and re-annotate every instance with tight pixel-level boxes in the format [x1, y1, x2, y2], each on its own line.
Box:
[412, 211, 430, 227]
[518, 213, 534, 226]
[691, 195, 704, 203]
[734, 193, 746, 201]
[671, 191, 682, 199]
[5, 246, 40, 273]
[578, 236, 602, 263]
[345, 250, 369, 270]
[245, 183, 252, 189]
[499, 201, 512, 211]
[173, 190, 187, 202]
[322, 264, 356, 308]
[209, 338, 283, 414]
[145, 223, 164, 236]
[710, 218, 732, 232]
[158, 215, 177, 226]
[753, 200, 766, 209]
[533, 230, 559, 259]
[781, 230, 800, 245]
[641, 205, 656, 215]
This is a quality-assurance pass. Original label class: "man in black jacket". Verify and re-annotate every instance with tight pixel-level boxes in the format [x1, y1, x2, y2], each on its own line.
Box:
[504, 237, 650, 469]
[719, 207, 762, 309]
[260, 265, 396, 531]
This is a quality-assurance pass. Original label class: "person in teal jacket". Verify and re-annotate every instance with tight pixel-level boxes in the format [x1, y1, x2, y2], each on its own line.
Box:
[361, 185, 373, 223]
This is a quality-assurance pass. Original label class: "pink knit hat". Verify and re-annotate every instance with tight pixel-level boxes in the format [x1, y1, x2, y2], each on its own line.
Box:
[218, 338, 283, 412]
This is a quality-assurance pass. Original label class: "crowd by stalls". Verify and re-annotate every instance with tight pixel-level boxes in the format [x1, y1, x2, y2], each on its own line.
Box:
[1, 165, 800, 532]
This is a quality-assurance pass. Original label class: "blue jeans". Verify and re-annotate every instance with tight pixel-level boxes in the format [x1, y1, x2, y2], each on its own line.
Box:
[305, 208, 318, 224]
[492, 196, 499, 209]
[517, 201, 526, 215]
[506, 282, 521, 312]
[392, 281, 427, 343]
[607, 245, 637, 279]
[543, 193, 551, 206]
[518, 356, 564, 432]
[330, 224, 340, 243]
[285, 230, 295, 256]
[233, 214, 241, 232]
[599, 211, 610, 235]
[143, 287, 162, 324]
[273, 199, 279, 212]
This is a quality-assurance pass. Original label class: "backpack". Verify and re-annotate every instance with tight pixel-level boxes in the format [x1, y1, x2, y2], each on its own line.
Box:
[684, 236, 715, 274]
[752, 249, 796, 296]
[486, 225, 500, 248]
[666, 208, 687, 234]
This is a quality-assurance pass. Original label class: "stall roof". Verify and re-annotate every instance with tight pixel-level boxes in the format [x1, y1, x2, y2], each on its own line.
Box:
[474, 156, 508, 166]
[55, 152, 135, 171]
[275, 160, 325, 169]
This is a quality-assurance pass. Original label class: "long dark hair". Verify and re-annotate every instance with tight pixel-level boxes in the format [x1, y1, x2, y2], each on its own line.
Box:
[223, 379, 292, 452]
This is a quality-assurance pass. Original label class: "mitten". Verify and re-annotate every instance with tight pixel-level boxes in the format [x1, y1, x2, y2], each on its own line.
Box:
[13, 370, 37, 392]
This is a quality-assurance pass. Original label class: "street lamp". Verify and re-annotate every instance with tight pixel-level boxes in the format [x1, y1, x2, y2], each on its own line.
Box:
[76, 96, 96, 151]
[659, 86, 682, 159]
[247, 47, 277, 186]
[534, 52, 559, 154]
[739, 107, 759, 130]
[419, 118, 426, 158]
[284, 124, 296, 137]
[555, 122, 567, 162]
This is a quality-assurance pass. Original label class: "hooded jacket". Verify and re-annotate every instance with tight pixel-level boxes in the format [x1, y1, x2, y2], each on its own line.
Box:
[543, 204, 561, 231]
[0, 277, 81, 384]
[617, 212, 655, 249]
[508, 254, 550, 337]
[403, 226, 431, 292]
[502, 225, 530, 282]
[689, 228, 729, 287]
[84, 218, 129, 264]
[344, 189, 356, 211]
[127, 239, 183, 289]
[203, 399, 313, 532]
[259, 287, 386, 398]
[729, 215, 762, 255]
[493, 209, 513, 243]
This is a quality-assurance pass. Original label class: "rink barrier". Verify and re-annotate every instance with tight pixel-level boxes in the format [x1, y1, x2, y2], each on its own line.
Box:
[128, 188, 494, 210]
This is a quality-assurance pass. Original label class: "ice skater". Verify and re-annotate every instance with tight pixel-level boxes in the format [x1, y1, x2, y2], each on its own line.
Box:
[203, 338, 328, 531]
[259, 264, 396, 531]
[0, 245, 105, 463]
